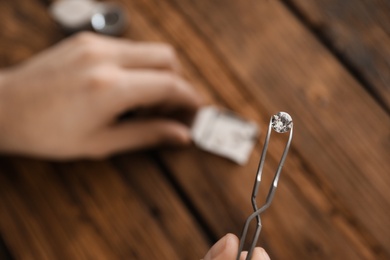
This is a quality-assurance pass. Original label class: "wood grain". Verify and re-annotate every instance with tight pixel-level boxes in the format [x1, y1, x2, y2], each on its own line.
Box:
[0, 235, 13, 260]
[0, 0, 389, 259]
[0, 0, 63, 66]
[284, 0, 390, 111]
[0, 1, 209, 259]
[119, 0, 390, 259]
[0, 156, 209, 260]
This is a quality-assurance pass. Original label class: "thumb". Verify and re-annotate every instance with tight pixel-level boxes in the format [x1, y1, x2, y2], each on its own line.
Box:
[203, 234, 239, 260]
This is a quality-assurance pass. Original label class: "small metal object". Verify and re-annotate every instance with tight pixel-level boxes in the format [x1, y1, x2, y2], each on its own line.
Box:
[50, 0, 96, 33]
[50, 0, 127, 36]
[237, 112, 293, 260]
[91, 3, 127, 36]
[191, 106, 258, 165]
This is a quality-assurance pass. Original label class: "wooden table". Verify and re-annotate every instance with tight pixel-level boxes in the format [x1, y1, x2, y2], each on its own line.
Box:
[0, 0, 389, 259]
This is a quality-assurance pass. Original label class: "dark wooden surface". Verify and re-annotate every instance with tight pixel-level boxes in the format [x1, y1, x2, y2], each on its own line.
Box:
[285, 0, 390, 112]
[0, 0, 389, 259]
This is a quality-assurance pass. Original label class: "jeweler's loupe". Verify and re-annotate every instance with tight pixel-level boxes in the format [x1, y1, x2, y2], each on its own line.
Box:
[49, 0, 127, 36]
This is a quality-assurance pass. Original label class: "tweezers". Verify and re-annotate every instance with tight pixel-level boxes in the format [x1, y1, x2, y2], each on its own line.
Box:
[236, 112, 293, 260]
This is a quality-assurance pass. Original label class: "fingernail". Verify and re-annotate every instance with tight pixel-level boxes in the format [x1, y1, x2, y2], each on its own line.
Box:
[176, 128, 192, 145]
[167, 127, 191, 146]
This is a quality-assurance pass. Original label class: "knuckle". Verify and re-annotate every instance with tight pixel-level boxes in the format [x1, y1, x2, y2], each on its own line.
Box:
[79, 44, 105, 61]
[86, 69, 116, 90]
[72, 32, 98, 45]
[71, 33, 107, 61]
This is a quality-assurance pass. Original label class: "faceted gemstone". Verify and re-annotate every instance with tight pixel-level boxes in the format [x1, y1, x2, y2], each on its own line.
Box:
[271, 112, 293, 133]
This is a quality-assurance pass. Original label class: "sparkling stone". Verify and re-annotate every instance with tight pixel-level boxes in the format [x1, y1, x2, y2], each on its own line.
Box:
[271, 112, 293, 133]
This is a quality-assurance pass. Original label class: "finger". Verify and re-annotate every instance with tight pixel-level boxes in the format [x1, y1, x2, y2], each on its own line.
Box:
[115, 42, 181, 71]
[85, 119, 191, 158]
[111, 70, 202, 115]
[203, 234, 239, 260]
[240, 251, 248, 260]
[101, 36, 180, 71]
[240, 248, 270, 260]
[65, 33, 181, 71]
[253, 247, 270, 260]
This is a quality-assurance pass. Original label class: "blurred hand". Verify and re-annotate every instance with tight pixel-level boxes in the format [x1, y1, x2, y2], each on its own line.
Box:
[203, 234, 270, 260]
[0, 32, 202, 159]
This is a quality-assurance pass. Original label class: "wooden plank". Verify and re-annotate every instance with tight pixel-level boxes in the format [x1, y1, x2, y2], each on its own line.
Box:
[0, 0, 63, 67]
[0, 2, 209, 258]
[284, 0, 390, 111]
[112, 154, 211, 258]
[0, 235, 14, 260]
[0, 156, 209, 259]
[0, 158, 119, 260]
[1, 1, 389, 259]
[117, 0, 390, 259]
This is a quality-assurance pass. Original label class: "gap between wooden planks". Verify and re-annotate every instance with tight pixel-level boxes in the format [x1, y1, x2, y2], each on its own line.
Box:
[0, 156, 210, 259]
[283, 0, 390, 112]
[0, 1, 210, 259]
[118, 0, 390, 259]
[0, 0, 388, 259]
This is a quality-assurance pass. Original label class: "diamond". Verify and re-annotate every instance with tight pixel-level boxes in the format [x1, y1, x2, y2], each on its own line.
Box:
[271, 112, 293, 133]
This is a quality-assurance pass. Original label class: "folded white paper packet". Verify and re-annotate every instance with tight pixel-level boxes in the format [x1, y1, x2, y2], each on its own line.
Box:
[191, 106, 259, 165]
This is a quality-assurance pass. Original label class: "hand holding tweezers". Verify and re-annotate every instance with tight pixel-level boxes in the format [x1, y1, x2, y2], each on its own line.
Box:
[237, 112, 293, 260]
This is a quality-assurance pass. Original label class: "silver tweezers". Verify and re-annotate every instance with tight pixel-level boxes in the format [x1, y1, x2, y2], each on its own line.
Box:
[236, 112, 293, 260]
